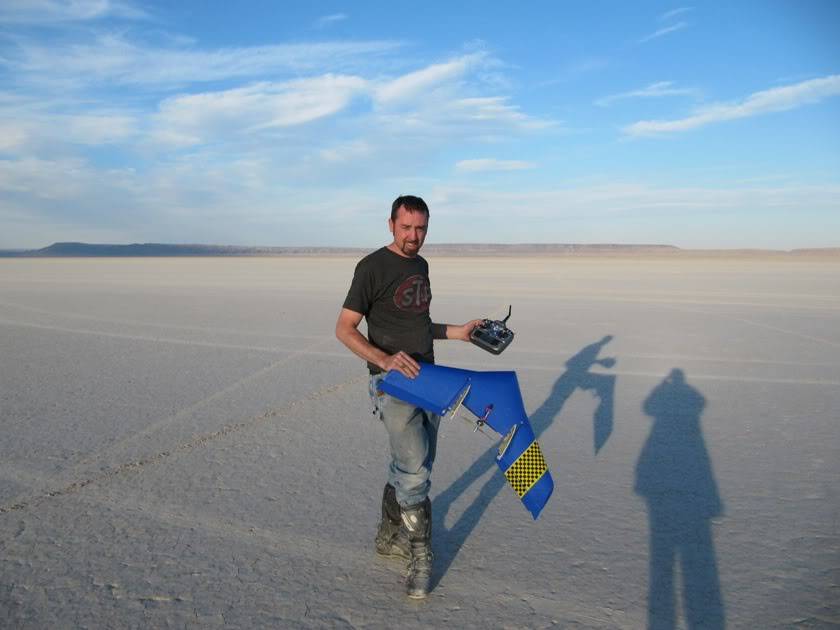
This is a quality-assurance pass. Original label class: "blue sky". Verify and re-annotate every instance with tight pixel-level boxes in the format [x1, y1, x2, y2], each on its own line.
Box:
[1, 1, 838, 249]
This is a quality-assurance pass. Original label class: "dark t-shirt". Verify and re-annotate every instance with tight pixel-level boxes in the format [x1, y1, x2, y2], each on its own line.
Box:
[343, 247, 434, 374]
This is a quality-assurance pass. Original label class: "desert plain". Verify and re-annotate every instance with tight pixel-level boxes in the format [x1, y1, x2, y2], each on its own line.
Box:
[1, 254, 838, 629]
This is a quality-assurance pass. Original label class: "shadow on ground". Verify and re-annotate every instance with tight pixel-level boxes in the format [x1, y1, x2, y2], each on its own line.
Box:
[635, 368, 725, 629]
[432, 335, 616, 589]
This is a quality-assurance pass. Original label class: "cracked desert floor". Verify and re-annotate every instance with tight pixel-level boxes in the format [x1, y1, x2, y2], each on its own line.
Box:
[1, 255, 838, 629]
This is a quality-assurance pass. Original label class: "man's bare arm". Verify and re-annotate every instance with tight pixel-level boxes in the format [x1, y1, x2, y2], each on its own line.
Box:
[335, 308, 420, 378]
[432, 319, 484, 342]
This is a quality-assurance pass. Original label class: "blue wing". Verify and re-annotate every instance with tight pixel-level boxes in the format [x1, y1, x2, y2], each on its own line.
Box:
[380, 363, 553, 519]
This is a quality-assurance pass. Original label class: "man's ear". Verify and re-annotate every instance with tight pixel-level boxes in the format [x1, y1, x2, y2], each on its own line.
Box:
[388, 218, 395, 235]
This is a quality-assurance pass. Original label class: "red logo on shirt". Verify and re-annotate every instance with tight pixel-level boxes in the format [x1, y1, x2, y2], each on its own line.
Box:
[394, 274, 431, 312]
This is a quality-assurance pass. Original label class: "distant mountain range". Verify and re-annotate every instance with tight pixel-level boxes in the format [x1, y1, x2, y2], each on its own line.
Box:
[0, 242, 837, 257]
[0, 241, 678, 257]
[0, 242, 367, 257]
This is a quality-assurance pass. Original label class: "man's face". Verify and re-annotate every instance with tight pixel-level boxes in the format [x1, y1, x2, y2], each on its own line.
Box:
[388, 205, 428, 257]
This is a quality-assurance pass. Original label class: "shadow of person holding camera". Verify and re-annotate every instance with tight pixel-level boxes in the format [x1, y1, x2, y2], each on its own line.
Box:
[635, 369, 725, 629]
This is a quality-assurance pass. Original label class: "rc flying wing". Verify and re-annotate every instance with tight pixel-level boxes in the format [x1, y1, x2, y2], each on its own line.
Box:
[380, 363, 553, 519]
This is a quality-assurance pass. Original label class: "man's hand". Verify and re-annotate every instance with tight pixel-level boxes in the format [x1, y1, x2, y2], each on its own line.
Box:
[336, 308, 423, 378]
[447, 319, 484, 342]
[381, 350, 421, 379]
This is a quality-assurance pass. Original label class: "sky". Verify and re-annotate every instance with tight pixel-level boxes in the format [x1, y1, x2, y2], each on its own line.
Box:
[1, 1, 839, 250]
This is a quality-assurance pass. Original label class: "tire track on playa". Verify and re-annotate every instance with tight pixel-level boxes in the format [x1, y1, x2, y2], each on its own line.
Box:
[0, 315, 357, 363]
[440, 355, 840, 387]
[725, 315, 840, 349]
[1, 334, 358, 513]
[505, 345, 840, 369]
[434, 289, 840, 311]
[5, 303, 838, 368]
[9, 315, 838, 373]
[74, 337, 337, 467]
[659, 303, 840, 349]
[459, 359, 840, 386]
[567, 369, 840, 386]
[0, 371, 366, 515]
[0, 317, 331, 353]
[0, 299, 325, 341]
[8, 308, 835, 372]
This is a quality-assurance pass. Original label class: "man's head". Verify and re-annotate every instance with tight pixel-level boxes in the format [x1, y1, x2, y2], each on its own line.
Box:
[388, 195, 429, 258]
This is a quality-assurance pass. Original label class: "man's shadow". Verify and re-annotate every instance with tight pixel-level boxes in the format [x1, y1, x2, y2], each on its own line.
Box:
[635, 369, 725, 629]
[432, 335, 616, 587]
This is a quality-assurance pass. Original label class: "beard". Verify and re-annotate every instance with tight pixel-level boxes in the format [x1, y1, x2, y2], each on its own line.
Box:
[399, 240, 421, 255]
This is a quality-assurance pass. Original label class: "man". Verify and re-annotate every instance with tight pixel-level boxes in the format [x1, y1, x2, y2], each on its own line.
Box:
[335, 195, 480, 599]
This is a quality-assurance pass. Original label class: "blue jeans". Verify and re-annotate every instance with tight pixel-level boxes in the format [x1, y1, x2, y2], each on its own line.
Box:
[369, 374, 441, 508]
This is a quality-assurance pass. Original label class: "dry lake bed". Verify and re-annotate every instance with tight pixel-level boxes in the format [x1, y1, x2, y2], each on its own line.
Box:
[1, 255, 838, 628]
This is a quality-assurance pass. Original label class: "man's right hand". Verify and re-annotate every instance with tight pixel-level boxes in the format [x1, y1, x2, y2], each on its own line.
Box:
[336, 308, 421, 379]
[380, 350, 421, 379]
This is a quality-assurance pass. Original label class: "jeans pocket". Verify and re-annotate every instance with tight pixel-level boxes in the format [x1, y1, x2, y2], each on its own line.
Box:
[369, 375, 385, 421]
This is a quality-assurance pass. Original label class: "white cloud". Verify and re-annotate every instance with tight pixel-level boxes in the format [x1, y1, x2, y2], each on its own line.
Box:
[64, 113, 137, 144]
[596, 81, 698, 107]
[3, 152, 838, 249]
[624, 74, 840, 136]
[539, 57, 610, 87]
[5, 34, 402, 88]
[315, 13, 348, 28]
[0, 32, 561, 245]
[0, 99, 138, 152]
[372, 93, 553, 141]
[2, 41, 553, 159]
[0, 157, 102, 198]
[419, 180, 840, 249]
[452, 96, 551, 128]
[319, 141, 372, 163]
[0, 124, 28, 151]
[374, 53, 483, 106]
[357, 55, 555, 141]
[455, 159, 536, 173]
[0, 0, 146, 23]
[659, 7, 693, 21]
[639, 22, 688, 44]
[427, 181, 840, 226]
[150, 75, 368, 146]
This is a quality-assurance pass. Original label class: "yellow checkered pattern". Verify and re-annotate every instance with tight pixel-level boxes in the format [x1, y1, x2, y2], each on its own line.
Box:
[504, 441, 548, 497]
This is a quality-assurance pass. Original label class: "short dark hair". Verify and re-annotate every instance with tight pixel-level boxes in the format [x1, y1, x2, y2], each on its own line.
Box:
[391, 195, 429, 222]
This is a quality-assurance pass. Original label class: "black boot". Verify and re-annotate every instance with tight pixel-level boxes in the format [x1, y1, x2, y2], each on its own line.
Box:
[374, 484, 410, 560]
[401, 498, 433, 599]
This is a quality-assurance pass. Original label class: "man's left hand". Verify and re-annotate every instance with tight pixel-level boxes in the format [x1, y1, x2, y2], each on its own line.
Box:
[449, 319, 484, 342]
